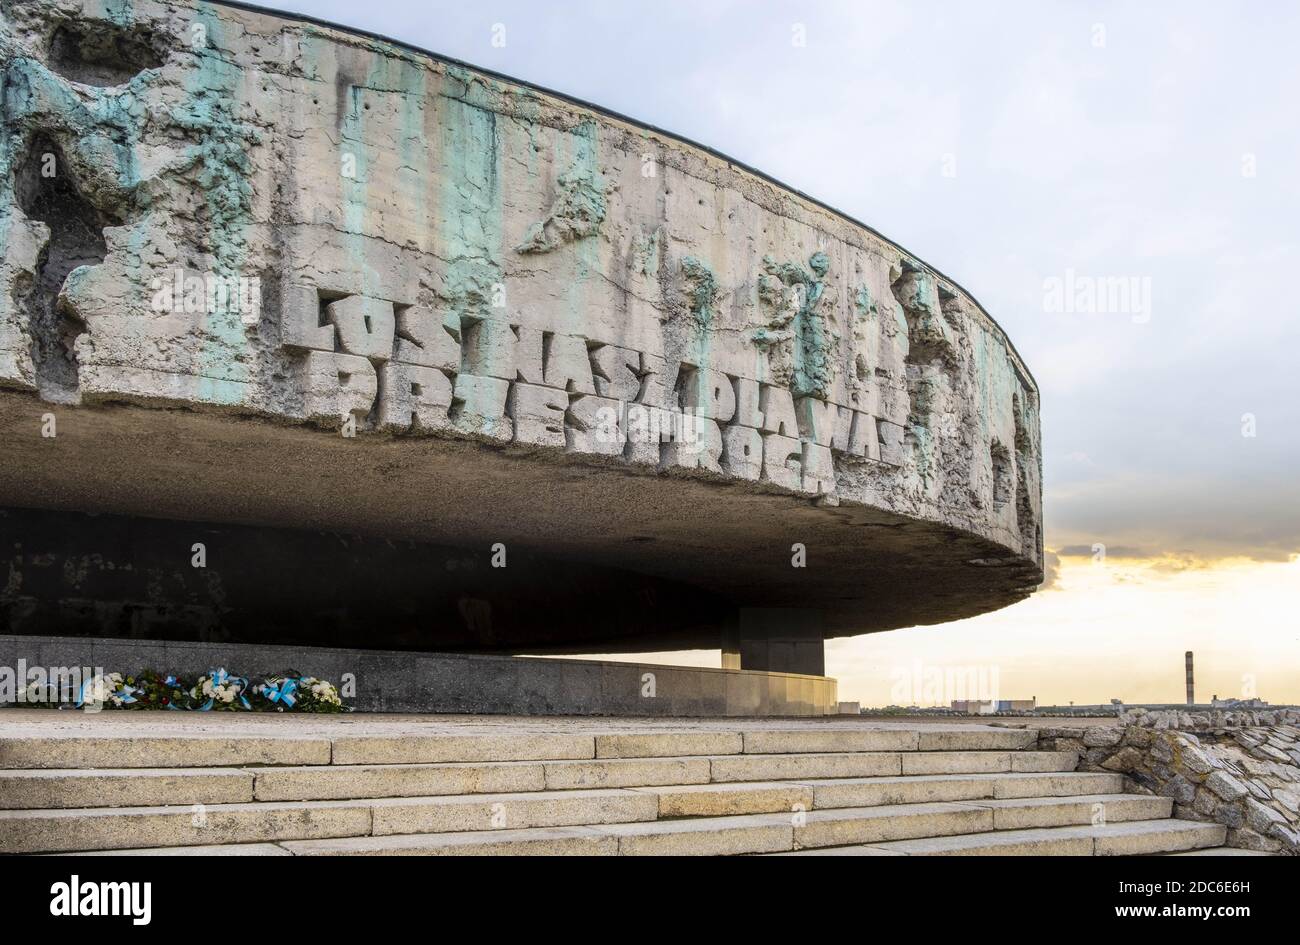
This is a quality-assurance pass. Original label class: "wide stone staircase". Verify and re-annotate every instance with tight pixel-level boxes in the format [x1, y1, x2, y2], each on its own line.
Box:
[0, 725, 1233, 855]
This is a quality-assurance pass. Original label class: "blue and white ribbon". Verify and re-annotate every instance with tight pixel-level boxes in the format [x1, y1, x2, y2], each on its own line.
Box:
[263, 677, 299, 708]
[197, 668, 251, 711]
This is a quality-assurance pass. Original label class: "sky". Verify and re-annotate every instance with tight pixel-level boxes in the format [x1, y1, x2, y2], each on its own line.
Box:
[266, 0, 1299, 705]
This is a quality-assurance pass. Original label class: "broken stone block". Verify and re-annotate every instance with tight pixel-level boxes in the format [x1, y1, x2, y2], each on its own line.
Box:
[1214, 803, 1245, 829]
[1227, 827, 1283, 853]
[451, 374, 512, 442]
[1273, 788, 1300, 814]
[300, 350, 376, 426]
[0, 340, 34, 390]
[635, 353, 678, 410]
[679, 367, 736, 423]
[1267, 822, 1300, 849]
[1204, 770, 1248, 802]
[280, 284, 334, 351]
[1159, 774, 1196, 804]
[661, 414, 722, 474]
[1192, 787, 1218, 817]
[759, 385, 798, 437]
[508, 381, 567, 448]
[327, 295, 395, 361]
[795, 396, 838, 447]
[1245, 797, 1286, 834]
[731, 377, 764, 428]
[624, 402, 667, 466]
[394, 306, 460, 371]
[1099, 746, 1141, 772]
[1242, 779, 1274, 800]
[460, 319, 542, 383]
[566, 393, 625, 456]
[801, 441, 835, 495]
[829, 405, 857, 454]
[543, 333, 596, 394]
[378, 362, 453, 432]
[1179, 742, 1214, 777]
[878, 419, 906, 466]
[589, 344, 640, 401]
[721, 424, 762, 481]
[1151, 736, 1174, 763]
[1083, 727, 1123, 748]
[762, 433, 803, 491]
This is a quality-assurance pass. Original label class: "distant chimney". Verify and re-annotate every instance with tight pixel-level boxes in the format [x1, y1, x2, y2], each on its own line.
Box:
[1185, 651, 1194, 705]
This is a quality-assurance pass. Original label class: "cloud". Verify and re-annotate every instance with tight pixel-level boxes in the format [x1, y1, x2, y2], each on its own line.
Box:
[1040, 549, 1062, 589]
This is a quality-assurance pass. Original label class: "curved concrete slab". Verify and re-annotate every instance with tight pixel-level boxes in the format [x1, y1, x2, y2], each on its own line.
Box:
[0, 0, 1042, 654]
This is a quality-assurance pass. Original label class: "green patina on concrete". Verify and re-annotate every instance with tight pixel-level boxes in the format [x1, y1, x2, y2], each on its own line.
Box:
[853, 284, 873, 320]
[2, 53, 155, 381]
[551, 119, 602, 340]
[678, 254, 721, 387]
[754, 251, 834, 399]
[794, 250, 833, 399]
[0, 0, 1044, 653]
[437, 68, 504, 434]
[335, 41, 379, 299]
[680, 256, 719, 329]
[183, 4, 258, 406]
[396, 57, 430, 256]
[437, 70, 503, 312]
[515, 152, 606, 255]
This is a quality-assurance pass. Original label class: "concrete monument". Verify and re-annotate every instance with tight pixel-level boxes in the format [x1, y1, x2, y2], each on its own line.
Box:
[0, 0, 1042, 675]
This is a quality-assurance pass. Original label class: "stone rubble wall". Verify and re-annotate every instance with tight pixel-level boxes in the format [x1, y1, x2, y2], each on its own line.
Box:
[1037, 708, 1300, 855]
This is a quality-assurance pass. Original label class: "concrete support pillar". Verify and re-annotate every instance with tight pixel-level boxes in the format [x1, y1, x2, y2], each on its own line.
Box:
[721, 608, 825, 676]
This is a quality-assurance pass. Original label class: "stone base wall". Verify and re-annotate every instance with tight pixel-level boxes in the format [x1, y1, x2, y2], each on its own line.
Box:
[0, 635, 837, 717]
[1037, 709, 1300, 855]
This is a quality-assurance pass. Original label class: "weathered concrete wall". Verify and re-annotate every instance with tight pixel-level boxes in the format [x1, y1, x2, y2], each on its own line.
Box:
[0, 0, 1042, 649]
[0, 635, 840, 716]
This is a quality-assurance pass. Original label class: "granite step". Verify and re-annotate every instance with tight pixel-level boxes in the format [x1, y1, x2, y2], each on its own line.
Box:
[795, 770, 1123, 808]
[0, 727, 1057, 770]
[788, 793, 1163, 849]
[2, 764, 1115, 811]
[633, 773, 1130, 817]
[0, 767, 257, 809]
[275, 796, 1182, 857]
[772, 819, 1228, 856]
[68, 817, 1234, 858]
[0, 798, 372, 854]
[17, 791, 1165, 856]
[5, 785, 1164, 857]
[709, 749, 1077, 782]
[0, 735, 332, 770]
[253, 756, 718, 802]
[0, 787, 659, 854]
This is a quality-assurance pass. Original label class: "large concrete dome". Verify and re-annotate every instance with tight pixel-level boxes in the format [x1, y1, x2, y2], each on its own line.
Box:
[0, 0, 1042, 668]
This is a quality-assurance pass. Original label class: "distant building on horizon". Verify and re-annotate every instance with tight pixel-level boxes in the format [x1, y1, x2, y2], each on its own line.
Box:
[951, 697, 1037, 714]
[1210, 695, 1269, 708]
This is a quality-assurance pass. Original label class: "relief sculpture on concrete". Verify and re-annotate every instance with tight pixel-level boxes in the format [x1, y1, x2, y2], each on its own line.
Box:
[0, 0, 1043, 657]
